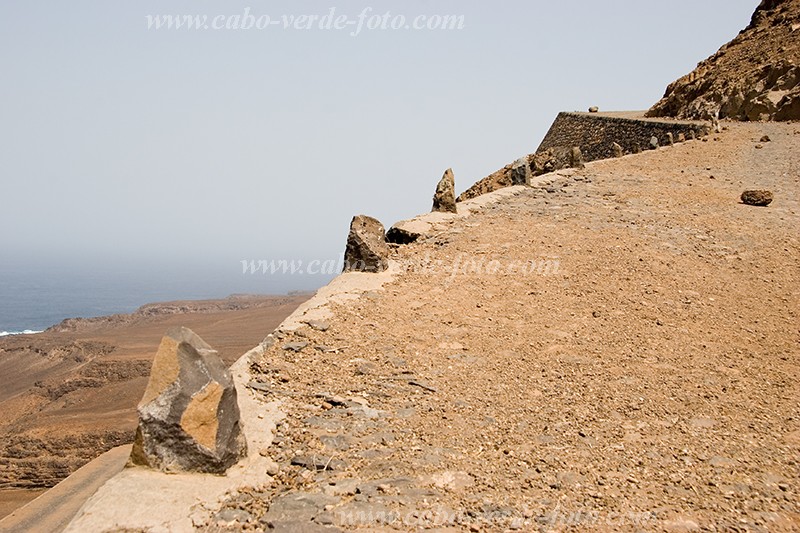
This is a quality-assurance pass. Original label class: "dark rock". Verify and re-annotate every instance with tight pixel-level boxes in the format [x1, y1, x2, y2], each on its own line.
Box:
[760, 135, 771, 142]
[432, 168, 457, 213]
[511, 157, 533, 186]
[343, 215, 389, 273]
[409, 379, 437, 393]
[740, 190, 774, 206]
[128, 327, 246, 474]
[588, 106, 599, 113]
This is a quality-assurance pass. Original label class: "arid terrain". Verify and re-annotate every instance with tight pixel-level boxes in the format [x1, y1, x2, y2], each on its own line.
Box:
[0, 293, 309, 519]
[647, 0, 799, 120]
[204, 121, 799, 531]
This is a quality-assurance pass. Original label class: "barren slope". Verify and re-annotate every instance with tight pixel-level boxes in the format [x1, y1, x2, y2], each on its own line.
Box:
[209, 122, 799, 531]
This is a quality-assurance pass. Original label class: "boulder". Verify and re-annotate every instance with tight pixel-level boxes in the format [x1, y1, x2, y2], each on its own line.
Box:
[611, 142, 624, 158]
[740, 190, 774, 206]
[588, 106, 599, 113]
[511, 157, 533, 186]
[129, 327, 246, 474]
[432, 168, 457, 213]
[649, 136, 660, 149]
[343, 215, 389, 272]
[570, 146, 585, 169]
[532, 149, 557, 174]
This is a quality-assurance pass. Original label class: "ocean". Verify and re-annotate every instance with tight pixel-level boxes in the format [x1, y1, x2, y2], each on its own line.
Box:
[0, 259, 330, 334]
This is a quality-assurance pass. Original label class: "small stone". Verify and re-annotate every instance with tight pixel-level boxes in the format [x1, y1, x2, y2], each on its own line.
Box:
[649, 136, 659, 149]
[592, 310, 601, 318]
[755, 143, 763, 149]
[409, 379, 437, 393]
[667, 132, 674, 146]
[342, 215, 389, 273]
[588, 106, 599, 113]
[611, 142, 624, 158]
[305, 320, 330, 332]
[432, 168, 458, 213]
[326, 479, 360, 496]
[740, 190, 773, 206]
[283, 341, 309, 352]
[678, 132, 686, 142]
[689, 130, 696, 140]
[760, 135, 771, 142]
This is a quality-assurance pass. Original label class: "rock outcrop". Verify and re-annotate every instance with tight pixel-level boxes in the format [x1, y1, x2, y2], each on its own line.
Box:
[343, 215, 389, 272]
[128, 327, 247, 474]
[647, 0, 800, 121]
[432, 168, 457, 213]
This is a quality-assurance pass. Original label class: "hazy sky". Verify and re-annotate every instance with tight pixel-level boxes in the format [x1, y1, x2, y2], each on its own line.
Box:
[0, 1, 757, 290]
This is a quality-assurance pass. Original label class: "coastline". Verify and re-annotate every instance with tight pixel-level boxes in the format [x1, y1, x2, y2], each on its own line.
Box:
[0, 291, 313, 520]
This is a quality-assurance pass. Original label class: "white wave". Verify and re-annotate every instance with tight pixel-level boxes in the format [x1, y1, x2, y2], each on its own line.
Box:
[0, 329, 43, 337]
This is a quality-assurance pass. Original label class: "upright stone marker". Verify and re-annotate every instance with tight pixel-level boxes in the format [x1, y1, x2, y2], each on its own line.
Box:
[511, 157, 533, 186]
[432, 168, 458, 213]
[343, 215, 389, 272]
[129, 327, 247, 474]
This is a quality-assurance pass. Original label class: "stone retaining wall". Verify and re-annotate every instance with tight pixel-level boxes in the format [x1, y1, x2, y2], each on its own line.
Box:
[537, 111, 709, 162]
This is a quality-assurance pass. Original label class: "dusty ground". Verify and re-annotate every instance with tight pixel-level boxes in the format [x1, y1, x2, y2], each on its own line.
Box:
[205, 122, 799, 532]
[0, 294, 309, 519]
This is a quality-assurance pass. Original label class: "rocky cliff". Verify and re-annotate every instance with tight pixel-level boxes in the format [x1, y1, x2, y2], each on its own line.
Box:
[647, 0, 800, 121]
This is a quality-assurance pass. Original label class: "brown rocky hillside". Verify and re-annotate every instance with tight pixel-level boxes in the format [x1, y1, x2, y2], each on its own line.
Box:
[647, 0, 800, 121]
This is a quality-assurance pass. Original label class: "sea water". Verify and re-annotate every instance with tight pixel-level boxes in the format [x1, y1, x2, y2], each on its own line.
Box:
[0, 258, 326, 333]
